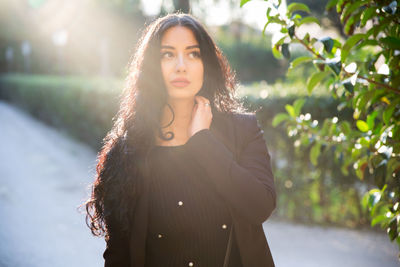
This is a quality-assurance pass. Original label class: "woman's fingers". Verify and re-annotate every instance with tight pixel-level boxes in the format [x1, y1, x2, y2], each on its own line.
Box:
[189, 96, 212, 137]
[195, 95, 211, 110]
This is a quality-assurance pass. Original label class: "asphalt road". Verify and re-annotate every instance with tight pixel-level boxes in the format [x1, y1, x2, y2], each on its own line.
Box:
[0, 100, 398, 267]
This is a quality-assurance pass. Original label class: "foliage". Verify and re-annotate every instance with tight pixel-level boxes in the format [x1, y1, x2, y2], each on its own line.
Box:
[0, 74, 121, 148]
[245, 95, 364, 227]
[286, 0, 344, 36]
[216, 33, 286, 82]
[242, 0, 400, 253]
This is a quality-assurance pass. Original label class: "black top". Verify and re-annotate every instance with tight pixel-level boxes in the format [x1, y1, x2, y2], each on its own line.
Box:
[144, 144, 243, 267]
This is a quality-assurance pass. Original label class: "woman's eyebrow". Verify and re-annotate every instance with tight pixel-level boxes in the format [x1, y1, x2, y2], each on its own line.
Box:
[160, 45, 200, 50]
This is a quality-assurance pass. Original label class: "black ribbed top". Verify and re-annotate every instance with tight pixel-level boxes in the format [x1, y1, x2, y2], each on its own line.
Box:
[144, 144, 243, 267]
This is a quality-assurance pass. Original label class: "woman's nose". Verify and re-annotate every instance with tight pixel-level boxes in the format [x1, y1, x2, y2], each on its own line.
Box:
[175, 54, 186, 72]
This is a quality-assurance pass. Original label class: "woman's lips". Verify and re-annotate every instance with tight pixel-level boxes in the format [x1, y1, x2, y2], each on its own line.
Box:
[171, 79, 190, 87]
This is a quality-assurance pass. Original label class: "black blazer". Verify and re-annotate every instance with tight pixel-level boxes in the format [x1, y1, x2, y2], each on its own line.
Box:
[103, 111, 276, 267]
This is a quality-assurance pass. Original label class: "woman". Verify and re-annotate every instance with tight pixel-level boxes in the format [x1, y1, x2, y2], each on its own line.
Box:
[85, 13, 276, 267]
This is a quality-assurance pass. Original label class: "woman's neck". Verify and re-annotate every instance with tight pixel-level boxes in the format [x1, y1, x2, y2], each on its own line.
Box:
[157, 98, 195, 145]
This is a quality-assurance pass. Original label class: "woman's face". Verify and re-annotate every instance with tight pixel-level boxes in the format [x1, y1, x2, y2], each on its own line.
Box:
[160, 26, 204, 101]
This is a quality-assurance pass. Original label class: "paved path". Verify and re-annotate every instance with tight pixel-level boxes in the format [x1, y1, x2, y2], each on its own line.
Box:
[0, 101, 398, 267]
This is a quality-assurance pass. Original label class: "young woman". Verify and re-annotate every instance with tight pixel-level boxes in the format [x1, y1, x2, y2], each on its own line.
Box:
[85, 13, 276, 267]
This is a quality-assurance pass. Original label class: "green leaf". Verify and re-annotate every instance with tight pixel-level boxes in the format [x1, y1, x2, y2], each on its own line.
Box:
[293, 98, 306, 116]
[341, 1, 365, 22]
[380, 36, 400, 50]
[367, 111, 378, 130]
[298, 16, 320, 26]
[310, 142, 321, 166]
[327, 59, 342, 75]
[288, 25, 295, 38]
[359, 39, 379, 49]
[287, 2, 310, 14]
[307, 71, 330, 94]
[267, 16, 287, 26]
[272, 45, 283, 59]
[336, 0, 346, 13]
[320, 37, 334, 53]
[341, 34, 365, 62]
[291, 13, 302, 21]
[273, 36, 287, 46]
[342, 81, 354, 93]
[356, 120, 369, 132]
[332, 39, 342, 49]
[285, 104, 296, 117]
[290, 56, 313, 69]
[383, 104, 396, 125]
[371, 214, 389, 227]
[240, 0, 251, 7]
[326, 0, 338, 10]
[282, 43, 290, 59]
[361, 7, 376, 27]
[343, 9, 362, 35]
[272, 113, 290, 127]
[314, 58, 342, 76]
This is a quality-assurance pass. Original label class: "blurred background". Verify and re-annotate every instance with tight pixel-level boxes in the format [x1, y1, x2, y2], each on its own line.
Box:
[0, 0, 398, 266]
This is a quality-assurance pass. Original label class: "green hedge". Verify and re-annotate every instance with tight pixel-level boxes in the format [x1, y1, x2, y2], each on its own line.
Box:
[0, 74, 122, 148]
[218, 41, 285, 83]
[0, 74, 368, 228]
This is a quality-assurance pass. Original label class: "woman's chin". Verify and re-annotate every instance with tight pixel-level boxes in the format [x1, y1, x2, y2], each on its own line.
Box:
[167, 93, 197, 101]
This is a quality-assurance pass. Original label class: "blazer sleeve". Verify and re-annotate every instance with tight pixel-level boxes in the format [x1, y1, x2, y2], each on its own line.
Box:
[103, 214, 130, 267]
[185, 114, 276, 225]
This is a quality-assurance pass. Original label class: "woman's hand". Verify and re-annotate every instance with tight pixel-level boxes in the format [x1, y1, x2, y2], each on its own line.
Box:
[188, 95, 213, 137]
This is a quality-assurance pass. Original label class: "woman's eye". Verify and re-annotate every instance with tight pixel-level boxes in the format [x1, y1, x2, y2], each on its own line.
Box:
[161, 51, 173, 58]
[189, 51, 201, 58]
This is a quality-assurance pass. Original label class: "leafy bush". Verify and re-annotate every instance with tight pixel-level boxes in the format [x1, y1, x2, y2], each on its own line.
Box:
[0, 74, 121, 148]
[242, 0, 400, 253]
[215, 27, 287, 82]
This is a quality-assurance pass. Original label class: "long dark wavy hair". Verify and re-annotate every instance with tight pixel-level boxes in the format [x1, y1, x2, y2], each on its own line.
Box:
[84, 13, 246, 238]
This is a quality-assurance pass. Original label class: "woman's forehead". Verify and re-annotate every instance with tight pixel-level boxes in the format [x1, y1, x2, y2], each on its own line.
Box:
[160, 26, 199, 47]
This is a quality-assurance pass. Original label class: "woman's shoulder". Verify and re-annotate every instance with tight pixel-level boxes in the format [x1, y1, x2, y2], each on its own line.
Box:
[214, 110, 257, 122]
[231, 111, 257, 123]
[215, 110, 261, 137]
[219, 111, 258, 129]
